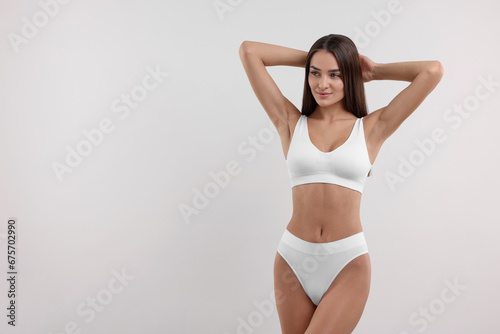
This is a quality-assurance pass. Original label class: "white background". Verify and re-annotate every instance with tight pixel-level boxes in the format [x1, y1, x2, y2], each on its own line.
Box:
[1, 0, 499, 333]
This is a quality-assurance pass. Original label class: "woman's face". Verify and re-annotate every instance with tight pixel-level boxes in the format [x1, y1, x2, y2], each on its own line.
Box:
[308, 50, 345, 107]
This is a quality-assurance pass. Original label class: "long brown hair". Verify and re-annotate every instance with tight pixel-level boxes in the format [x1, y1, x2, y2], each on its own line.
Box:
[301, 34, 368, 118]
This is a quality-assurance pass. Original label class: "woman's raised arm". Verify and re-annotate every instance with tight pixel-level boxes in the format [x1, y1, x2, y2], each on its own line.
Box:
[239, 41, 307, 131]
[361, 55, 444, 144]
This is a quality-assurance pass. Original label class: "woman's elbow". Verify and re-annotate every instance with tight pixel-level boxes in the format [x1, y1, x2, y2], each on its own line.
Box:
[239, 41, 255, 58]
[428, 60, 444, 78]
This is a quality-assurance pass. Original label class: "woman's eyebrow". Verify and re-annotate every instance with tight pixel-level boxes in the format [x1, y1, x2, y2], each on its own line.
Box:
[310, 65, 340, 72]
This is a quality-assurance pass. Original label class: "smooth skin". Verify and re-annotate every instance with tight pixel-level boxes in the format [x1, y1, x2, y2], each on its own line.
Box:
[239, 40, 443, 334]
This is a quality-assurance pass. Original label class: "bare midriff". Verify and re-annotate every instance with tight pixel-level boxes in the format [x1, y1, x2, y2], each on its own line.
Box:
[287, 182, 363, 243]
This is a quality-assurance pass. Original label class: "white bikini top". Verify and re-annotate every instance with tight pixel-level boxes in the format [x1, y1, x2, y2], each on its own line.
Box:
[286, 114, 372, 193]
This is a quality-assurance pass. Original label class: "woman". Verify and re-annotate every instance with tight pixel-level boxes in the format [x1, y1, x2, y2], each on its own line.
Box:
[238, 34, 443, 334]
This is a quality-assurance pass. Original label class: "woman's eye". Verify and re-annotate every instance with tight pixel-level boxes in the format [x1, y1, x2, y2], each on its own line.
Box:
[311, 72, 340, 78]
[311, 72, 339, 78]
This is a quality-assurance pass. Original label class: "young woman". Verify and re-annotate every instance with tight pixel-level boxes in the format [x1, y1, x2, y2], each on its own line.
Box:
[238, 34, 443, 334]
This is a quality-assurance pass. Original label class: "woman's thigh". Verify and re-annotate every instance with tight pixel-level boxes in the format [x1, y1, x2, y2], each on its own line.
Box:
[305, 253, 371, 334]
[274, 252, 317, 334]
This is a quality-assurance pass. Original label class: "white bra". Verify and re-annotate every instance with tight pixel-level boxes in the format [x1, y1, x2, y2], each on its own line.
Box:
[286, 114, 372, 193]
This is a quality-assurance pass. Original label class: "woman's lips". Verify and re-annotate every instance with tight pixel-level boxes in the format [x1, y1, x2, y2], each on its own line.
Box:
[317, 92, 331, 98]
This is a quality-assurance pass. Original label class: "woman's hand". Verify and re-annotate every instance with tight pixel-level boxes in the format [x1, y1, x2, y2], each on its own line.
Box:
[359, 54, 377, 83]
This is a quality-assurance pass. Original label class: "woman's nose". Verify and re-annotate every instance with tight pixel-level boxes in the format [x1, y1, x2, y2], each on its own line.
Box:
[319, 76, 329, 89]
